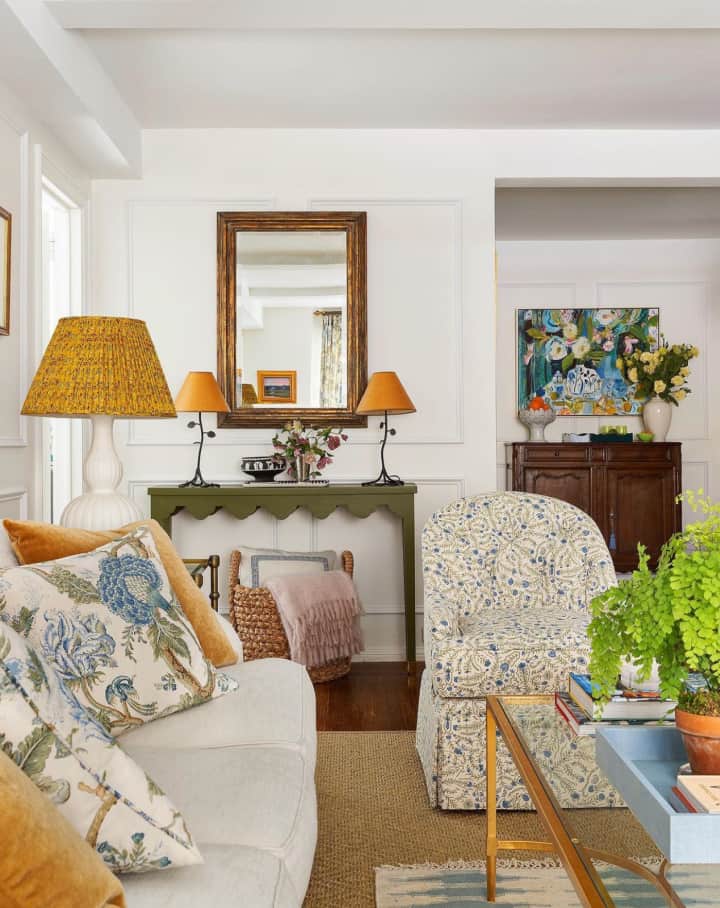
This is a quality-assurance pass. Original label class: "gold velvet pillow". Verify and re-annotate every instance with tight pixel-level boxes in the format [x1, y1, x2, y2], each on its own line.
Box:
[2, 518, 237, 668]
[0, 750, 126, 908]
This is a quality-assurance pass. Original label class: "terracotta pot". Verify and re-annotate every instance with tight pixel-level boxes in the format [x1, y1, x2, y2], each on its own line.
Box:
[675, 709, 720, 774]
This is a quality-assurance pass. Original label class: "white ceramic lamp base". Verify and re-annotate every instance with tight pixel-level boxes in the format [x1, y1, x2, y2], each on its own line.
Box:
[59, 415, 143, 530]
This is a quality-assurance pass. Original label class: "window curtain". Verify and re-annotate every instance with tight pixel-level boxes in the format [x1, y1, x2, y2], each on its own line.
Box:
[319, 311, 344, 408]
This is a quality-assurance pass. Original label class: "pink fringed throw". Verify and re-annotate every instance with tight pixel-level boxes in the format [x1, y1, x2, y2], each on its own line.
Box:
[265, 570, 364, 668]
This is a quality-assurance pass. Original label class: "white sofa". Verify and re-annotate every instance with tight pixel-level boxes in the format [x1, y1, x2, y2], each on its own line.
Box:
[120, 653, 317, 907]
[0, 529, 317, 905]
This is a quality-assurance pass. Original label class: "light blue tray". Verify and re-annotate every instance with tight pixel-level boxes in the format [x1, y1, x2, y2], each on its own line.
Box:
[596, 726, 720, 864]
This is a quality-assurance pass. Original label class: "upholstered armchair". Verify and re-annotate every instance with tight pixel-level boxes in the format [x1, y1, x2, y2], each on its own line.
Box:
[415, 492, 620, 810]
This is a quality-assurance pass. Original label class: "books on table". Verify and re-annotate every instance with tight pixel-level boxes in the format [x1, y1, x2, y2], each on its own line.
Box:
[553, 672, 675, 737]
[568, 672, 676, 721]
[675, 775, 720, 814]
[555, 691, 674, 737]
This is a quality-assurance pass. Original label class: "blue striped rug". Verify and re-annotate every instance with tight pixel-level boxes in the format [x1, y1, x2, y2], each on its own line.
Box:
[375, 860, 715, 906]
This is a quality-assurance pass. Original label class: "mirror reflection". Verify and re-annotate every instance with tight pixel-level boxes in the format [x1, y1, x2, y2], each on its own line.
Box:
[235, 231, 347, 410]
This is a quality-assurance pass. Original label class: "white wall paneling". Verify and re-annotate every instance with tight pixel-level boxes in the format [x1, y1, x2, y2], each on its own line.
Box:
[308, 198, 464, 446]
[0, 488, 28, 520]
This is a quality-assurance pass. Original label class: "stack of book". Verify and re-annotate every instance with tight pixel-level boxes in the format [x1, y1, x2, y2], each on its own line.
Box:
[554, 672, 676, 737]
[670, 775, 720, 814]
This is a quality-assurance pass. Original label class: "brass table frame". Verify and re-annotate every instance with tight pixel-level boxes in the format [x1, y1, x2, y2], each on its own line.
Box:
[486, 694, 684, 907]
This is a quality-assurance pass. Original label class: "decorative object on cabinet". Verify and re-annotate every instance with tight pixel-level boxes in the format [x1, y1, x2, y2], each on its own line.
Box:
[272, 420, 347, 481]
[217, 210, 367, 428]
[518, 392, 556, 441]
[230, 549, 357, 682]
[240, 455, 286, 482]
[637, 431, 654, 442]
[642, 396, 673, 443]
[22, 316, 175, 529]
[148, 482, 419, 663]
[508, 441, 681, 571]
[256, 369, 296, 404]
[174, 371, 230, 488]
[590, 490, 720, 775]
[0, 205, 10, 336]
[622, 336, 699, 442]
[517, 307, 659, 416]
[356, 371, 416, 486]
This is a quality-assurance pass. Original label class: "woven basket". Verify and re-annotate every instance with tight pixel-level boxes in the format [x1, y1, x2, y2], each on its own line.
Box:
[229, 550, 354, 683]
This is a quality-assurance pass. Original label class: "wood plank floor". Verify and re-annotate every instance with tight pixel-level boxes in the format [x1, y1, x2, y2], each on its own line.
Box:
[315, 662, 423, 731]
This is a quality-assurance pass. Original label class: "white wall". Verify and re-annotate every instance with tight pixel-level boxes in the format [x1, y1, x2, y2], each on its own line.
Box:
[0, 79, 89, 524]
[90, 127, 720, 659]
[496, 239, 720, 525]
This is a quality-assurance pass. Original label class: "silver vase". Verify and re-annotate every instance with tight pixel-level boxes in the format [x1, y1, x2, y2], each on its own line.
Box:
[295, 455, 309, 482]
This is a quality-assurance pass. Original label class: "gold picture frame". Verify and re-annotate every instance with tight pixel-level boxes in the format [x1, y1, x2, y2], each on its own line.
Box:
[257, 370, 297, 404]
[0, 206, 11, 336]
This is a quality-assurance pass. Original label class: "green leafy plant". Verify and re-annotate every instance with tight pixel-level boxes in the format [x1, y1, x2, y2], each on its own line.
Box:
[622, 335, 698, 406]
[589, 490, 720, 715]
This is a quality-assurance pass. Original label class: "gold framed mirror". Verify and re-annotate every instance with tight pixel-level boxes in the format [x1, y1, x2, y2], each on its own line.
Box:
[217, 211, 367, 428]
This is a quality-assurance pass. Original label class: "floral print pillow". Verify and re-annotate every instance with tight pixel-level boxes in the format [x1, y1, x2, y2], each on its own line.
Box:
[0, 621, 202, 873]
[0, 527, 236, 736]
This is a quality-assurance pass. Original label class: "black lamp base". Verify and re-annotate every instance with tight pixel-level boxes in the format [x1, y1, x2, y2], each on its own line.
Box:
[362, 468, 405, 487]
[178, 472, 219, 490]
[179, 412, 219, 488]
[363, 411, 405, 487]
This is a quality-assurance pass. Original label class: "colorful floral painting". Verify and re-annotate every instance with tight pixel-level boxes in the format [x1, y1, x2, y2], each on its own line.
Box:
[517, 308, 659, 416]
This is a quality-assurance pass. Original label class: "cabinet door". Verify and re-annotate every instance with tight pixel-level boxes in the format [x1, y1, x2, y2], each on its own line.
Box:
[521, 467, 592, 516]
[606, 467, 677, 571]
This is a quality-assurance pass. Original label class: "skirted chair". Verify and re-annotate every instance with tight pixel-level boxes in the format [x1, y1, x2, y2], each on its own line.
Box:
[415, 492, 623, 811]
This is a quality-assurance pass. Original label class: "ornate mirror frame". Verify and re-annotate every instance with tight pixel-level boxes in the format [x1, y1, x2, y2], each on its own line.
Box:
[217, 211, 367, 428]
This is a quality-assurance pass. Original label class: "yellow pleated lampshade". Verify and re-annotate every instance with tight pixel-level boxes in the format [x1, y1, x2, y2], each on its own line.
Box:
[22, 317, 176, 418]
[174, 372, 230, 413]
[356, 371, 416, 415]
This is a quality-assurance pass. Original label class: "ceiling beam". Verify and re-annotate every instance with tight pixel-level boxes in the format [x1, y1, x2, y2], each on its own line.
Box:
[46, 1, 720, 31]
[0, 0, 141, 176]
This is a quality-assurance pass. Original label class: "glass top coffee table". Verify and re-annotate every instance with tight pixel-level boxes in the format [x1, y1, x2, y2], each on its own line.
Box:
[485, 695, 720, 907]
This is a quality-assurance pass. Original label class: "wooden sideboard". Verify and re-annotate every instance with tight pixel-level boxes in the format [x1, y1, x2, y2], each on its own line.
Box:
[507, 442, 682, 572]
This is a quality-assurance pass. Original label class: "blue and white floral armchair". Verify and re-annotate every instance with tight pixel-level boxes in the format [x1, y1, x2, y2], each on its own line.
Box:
[415, 492, 621, 810]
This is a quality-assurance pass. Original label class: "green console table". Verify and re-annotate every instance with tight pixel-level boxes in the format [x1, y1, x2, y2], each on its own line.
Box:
[148, 483, 419, 665]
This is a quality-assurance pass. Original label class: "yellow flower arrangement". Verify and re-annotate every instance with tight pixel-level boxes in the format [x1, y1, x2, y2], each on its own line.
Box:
[622, 335, 698, 406]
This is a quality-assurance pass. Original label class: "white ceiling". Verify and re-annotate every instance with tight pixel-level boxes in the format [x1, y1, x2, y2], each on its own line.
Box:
[71, 28, 720, 130]
[4, 2, 720, 174]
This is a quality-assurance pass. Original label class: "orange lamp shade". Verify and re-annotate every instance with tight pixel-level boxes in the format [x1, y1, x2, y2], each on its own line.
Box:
[174, 372, 230, 413]
[356, 371, 416, 415]
[21, 316, 176, 418]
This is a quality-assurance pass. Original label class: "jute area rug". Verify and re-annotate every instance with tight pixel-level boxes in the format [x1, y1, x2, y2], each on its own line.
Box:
[304, 731, 661, 908]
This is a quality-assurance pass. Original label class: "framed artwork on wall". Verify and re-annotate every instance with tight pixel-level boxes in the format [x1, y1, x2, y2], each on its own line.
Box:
[517, 307, 659, 416]
[0, 206, 11, 336]
[257, 370, 297, 404]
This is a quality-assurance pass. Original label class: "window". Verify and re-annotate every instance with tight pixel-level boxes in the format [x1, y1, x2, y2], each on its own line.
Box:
[41, 181, 83, 522]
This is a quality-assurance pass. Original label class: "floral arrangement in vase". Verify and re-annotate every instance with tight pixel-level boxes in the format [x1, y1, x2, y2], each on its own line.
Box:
[272, 420, 348, 481]
[622, 336, 698, 406]
[621, 336, 699, 442]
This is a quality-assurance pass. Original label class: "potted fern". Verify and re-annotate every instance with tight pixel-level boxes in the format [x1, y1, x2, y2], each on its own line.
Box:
[589, 490, 720, 773]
